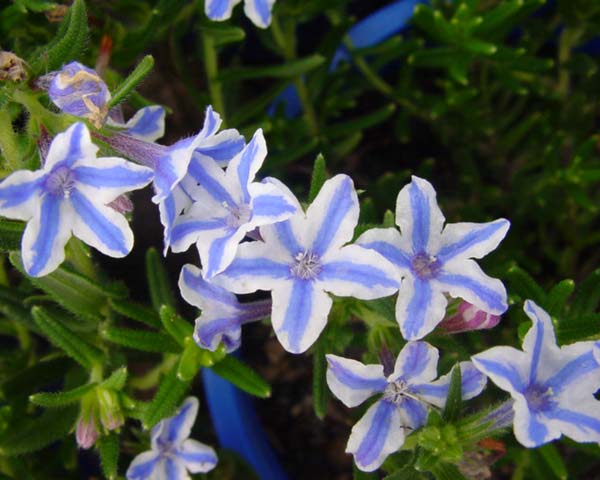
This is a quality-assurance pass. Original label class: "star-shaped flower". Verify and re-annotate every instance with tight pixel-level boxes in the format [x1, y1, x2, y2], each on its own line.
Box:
[126, 397, 217, 480]
[472, 300, 600, 448]
[157, 105, 245, 253]
[0, 122, 153, 277]
[327, 342, 486, 472]
[169, 129, 298, 277]
[212, 174, 399, 353]
[178, 264, 271, 352]
[357, 176, 509, 340]
[205, 0, 276, 28]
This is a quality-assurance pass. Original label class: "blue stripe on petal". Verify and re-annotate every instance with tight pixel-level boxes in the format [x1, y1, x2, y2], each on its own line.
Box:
[409, 180, 430, 253]
[182, 265, 238, 307]
[126, 452, 159, 480]
[246, 0, 272, 26]
[170, 219, 225, 246]
[165, 402, 194, 443]
[165, 457, 185, 479]
[399, 397, 427, 430]
[272, 221, 302, 256]
[178, 450, 217, 465]
[206, 0, 233, 20]
[222, 257, 290, 280]
[327, 358, 387, 391]
[404, 278, 432, 339]
[187, 159, 236, 205]
[126, 107, 165, 138]
[436, 273, 506, 312]
[205, 233, 235, 278]
[544, 351, 598, 393]
[197, 136, 245, 163]
[396, 342, 434, 382]
[354, 400, 395, 469]
[319, 261, 398, 290]
[359, 240, 411, 269]
[527, 412, 549, 446]
[74, 165, 153, 188]
[472, 357, 524, 392]
[64, 122, 85, 167]
[235, 133, 261, 203]
[312, 176, 354, 256]
[252, 194, 296, 219]
[281, 280, 313, 353]
[548, 408, 600, 434]
[411, 383, 447, 400]
[28, 195, 62, 277]
[0, 176, 40, 208]
[528, 318, 545, 384]
[437, 220, 509, 263]
[70, 190, 128, 255]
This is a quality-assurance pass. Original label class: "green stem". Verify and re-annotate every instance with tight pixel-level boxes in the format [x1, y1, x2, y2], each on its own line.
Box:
[202, 32, 226, 122]
[12, 89, 71, 133]
[271, 16, 320, 136]
[0, 109, 20, 171]
[557, 27, 582, 98]
[66, 238, 99, 281]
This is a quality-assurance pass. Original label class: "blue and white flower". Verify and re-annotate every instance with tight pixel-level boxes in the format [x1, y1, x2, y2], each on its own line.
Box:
[157, 106, 245, 253]
[47, 61, 111, 128]
[0, 122, 153, 277]
[179, 264, 272, 352]
[107, 105, 166, 142]
[472, 300, 600, 448]
[126, 397, 217, 480]
[213, 174, 399, 354]
[205, 0, 276, 29]
[169, 129, 297, 277]
[327, 342, 486, 472]
[357, 176, 509, 340]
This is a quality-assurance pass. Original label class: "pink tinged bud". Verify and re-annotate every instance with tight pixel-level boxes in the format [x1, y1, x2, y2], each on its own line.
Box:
[97, 388, 124, 432]
[76, 417, 99, 450]
[108, 194, 134, 214]
[439, 301, 501, 334]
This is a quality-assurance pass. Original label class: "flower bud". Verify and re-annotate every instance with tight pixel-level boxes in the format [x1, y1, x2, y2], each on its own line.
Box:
[0, 51, 27, 83]
[439, 301, 501, 334]
[75, 415, 99, 449]
[47, 62, 111, 128]
[97, 388, 124, 432]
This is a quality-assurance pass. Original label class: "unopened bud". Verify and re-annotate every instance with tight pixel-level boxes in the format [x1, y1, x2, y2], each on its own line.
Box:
[439, 301, 501, 334]
[75, 415, 98, 450]
[0, 51, 27, 83]
[97, 388, 124, 432]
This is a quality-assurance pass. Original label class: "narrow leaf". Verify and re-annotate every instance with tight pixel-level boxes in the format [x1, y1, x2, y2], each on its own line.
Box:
[308, 154, 327, 203]
[101, 326, 181, 353]
[102, 366, 128, 390]
[29, 382, 97, 408]
[142, 364, 191, 429]
[98, 432, 120, 480]
[108, 55, 155, 108]
[210, 355, 271, 399]
[219, 55, 326, 82]
[326, 104, 396, 139]
[504, 264, 546, 304]
[571, 268, 600, 317]
[110, 298, 162, 328]
[545, 279, 575, 317]
[0, 219, 24, 251]
[146, 248, 175, 312]
[32, 306, 103, 369]
[537, 443, 568, 480]
[159, 305, 193, 346]
[442, 365, 462, 422]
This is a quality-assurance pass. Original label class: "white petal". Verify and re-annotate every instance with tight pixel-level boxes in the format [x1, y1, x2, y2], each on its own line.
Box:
[126, 450, 160, 480]
[46, 122, 97, 170]
[243, 0, 276, 28]
[326, 354, 386, 407]
[436, 219, 510, 262]
[152, 397, 199, 449]
[0, 169, 44, 220]
[205, 0, 242, 21]
[177, 439, 218, 473]
[389, 341, 439, 384]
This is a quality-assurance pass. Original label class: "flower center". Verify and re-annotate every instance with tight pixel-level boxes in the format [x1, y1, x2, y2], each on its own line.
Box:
[290, 251, 321, 280]
[382, 380, 409, 405]
[46, 166, 76, 197]
[524, 384, 554, 413]
[411, 252, 441, 279]
[224, 203, 252, 229]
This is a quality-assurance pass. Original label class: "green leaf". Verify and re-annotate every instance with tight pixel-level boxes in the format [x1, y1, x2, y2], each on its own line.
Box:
[545, 279, 575, 317]
[571, 268, 600, 317]
[326, 104, 396, 139]
[312, 336, 329, 420]
[219, 55, 326, 82]
[0, 405, 78, 455]
[354, 464, 378, 479]
[442, 365, 462, 422]
[210, 355, 271, 399]
[159, 305, 193, 347]
[557, 313, 600, 343]
[30, 0, 88, 75]
[146, 248, 175, 312]
[142, 364, 191, 429]
[102, 366, 128, 390]
[29, 382, 97, 408]
[109, 298, 162, 328]
[107, 55, 155, 109]
[1, 357, 72, 399]
[308, 153, 327, 203]
[177, 337, 204, 381]
[198, 22, 245, 47]
[504, 264, 546, 304]
[10, 252, 124, 320]
[32, 306, 103, 369]
[97, 432, 119, 480]
[537, 443, 568, 480]
[430, 462, 468, 480]
[101, 326, 181, 353]
[0, 219, 24, 251]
